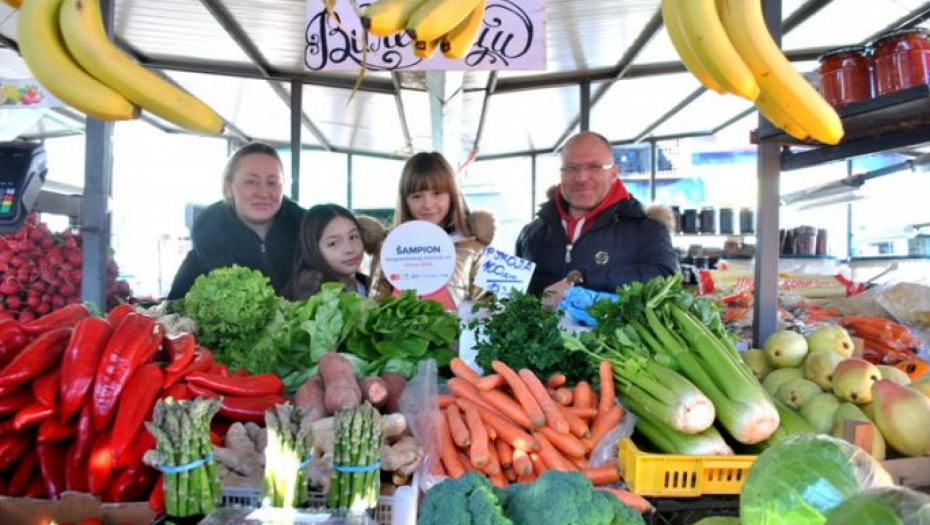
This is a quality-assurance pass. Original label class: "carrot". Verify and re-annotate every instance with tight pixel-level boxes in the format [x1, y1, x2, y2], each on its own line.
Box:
[483, 435, 502, 475]
[463, 404, 490, 469]
[504, 466, 517, 482]
[496, 439, 513, 469]
[553, 387, 573, 406]
[430, 457, 446, 477]
[570, 455, 589, 471]
[537, 426, 587, 458]
[546, 374, 567, 389]
[581, 438, 595, 453]
[573, 381, 593, 409]
[445, 405, 471, 449]
[489, 470, 509, 488]
[519, 368, 570, 434]
[447, 378, 501, 416]
[476, 374, 504, 391]
[597, 360, 615, 416]
[557, 404, 591, 439]
[438, 395, 455, 409]
[459, 451, 476, 473]
[480, 389, 534, 430]
[535, 432, 576, 472]
[492, 361, 545, 428]
[437, 411, 465, 478]
[566, 407, 598, 419]
[512, 448, 533, 476]
[528, 452, 548, 477]
[450, 357, 481, 385]
[595, 487, 653, 514]
[590, 405, 624, 448]
[583, 465, 621, 485]
[457, 398, 539, 452]
[516, 471, 536, 484]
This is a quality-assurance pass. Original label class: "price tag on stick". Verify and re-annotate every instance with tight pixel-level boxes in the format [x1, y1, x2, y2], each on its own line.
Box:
[474, 246, 535, 298]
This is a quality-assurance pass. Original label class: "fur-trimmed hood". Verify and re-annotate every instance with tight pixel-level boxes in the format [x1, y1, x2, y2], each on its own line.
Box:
[356, 210, 497, 255]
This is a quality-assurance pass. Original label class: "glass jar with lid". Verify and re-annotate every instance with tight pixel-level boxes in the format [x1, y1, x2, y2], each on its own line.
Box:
[819, 45, 872, 107]
[871, 28, 930, 96]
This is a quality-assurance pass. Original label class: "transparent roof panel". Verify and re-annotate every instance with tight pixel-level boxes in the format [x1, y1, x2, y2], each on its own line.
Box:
[651, 89, 754, 138]
[301, 84, 406, 154]
[783, 0, 928, 51]
[399, 89, 432, 152]
[479, 85, 578, 155]
[591, 73, 701, 143]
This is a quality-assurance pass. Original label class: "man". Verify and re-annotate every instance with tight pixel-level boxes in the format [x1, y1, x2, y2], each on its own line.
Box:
[515, 131, 679, 304]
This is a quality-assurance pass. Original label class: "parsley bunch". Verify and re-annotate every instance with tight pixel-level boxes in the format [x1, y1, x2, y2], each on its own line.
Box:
[469, 291, 594, 383]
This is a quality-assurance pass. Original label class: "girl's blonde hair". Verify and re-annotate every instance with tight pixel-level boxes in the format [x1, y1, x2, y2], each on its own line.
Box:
[394, 152, 471, 236]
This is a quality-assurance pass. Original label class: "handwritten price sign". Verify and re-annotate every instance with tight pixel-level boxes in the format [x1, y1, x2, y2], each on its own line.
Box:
[474, 246, 535, 298]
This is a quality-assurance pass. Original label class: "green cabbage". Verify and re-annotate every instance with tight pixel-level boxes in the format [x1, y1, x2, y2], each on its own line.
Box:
[740, 435, 894, 525]
[826, 487, 930, 525]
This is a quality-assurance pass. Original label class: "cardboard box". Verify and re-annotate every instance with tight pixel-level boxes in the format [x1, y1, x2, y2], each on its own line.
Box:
[0, 492, 156, 525]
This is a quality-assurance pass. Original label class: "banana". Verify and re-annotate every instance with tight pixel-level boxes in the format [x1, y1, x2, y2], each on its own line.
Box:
[660, 0, 724, 94]
[406, 0, 483, 43]
[17, 0, 137, 121]
[440, 0, 485, 59]
[674, 0, 758, 101]
[361, 0, 431, 37]
[59, 0, 223, 135]
[413, 39, 438, 59]
[719, 0, 843, 145]
[1, 0, 22, 9]
[755, 91, 812, 143]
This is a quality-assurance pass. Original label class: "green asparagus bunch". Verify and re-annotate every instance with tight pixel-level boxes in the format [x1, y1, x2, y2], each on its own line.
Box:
[261, 403, 315, 508]
[145, 398, 222, 522]
[328, 402, 384, 514]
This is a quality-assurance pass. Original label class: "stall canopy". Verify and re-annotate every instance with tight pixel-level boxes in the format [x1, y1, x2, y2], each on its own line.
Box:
[1, 0, 930, 159]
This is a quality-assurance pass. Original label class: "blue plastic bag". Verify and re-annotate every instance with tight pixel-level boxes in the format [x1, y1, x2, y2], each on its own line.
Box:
[559, 286, 619, 327]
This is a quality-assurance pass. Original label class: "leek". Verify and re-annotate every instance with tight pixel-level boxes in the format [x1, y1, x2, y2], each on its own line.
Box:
[635, 408, 734, 456]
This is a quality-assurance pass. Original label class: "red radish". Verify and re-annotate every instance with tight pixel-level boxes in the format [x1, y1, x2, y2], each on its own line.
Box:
[18, 310, 35, 323]
[9, 256, 24, 268]
[0, 279, 18, 296]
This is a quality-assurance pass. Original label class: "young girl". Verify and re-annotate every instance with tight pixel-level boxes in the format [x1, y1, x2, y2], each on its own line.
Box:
[370, 152, 495, 308]
[287, 204, 379, 301]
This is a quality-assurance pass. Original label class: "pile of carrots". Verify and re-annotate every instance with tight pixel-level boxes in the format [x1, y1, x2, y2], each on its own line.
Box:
[436, 358, 647, 511]
[840, 316, 921, 365]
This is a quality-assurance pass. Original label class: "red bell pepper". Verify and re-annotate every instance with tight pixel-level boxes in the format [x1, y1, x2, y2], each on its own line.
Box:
[65, 441, 90, 493]
[31, 369, 60, 408]
[115, 427, 155, 470]
[160, 382, 192, 402]
[0, 328, 71, 390]
[218, 395, 287, 423]
[8, 449, 36, 496]
[0, 389, 31, 417]
[23, 473, 47, 498]
[163, 348, 213, 388]
[37, 441, 67, 499]
[88, 429, 114, 495]
[0, 432, 30, 471]
[148, 474, 165, 513]
[21, 302, 91, 335]
[104, 463, 158, 503]
[110, 363, 163, 464]
[187, 372, 283, 397]
[106, 303, 137, 328]
[186, 382, 219, 399]
[59, 317, 113, 422]
[38, 418, 75, 442]
[92, 314, 156, 430]
[164, 333, 195, 374]
[0, 319, 27, 368]
[14, 402, 57, 430]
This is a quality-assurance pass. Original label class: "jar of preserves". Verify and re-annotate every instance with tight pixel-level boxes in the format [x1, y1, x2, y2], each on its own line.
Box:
[700, 206, 717, 235]
[819, 45, 872, 107]
[871, 28, 930, 96]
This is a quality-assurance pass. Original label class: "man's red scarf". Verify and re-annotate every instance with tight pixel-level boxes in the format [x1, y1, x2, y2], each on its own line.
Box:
[554, 179, 631, 243]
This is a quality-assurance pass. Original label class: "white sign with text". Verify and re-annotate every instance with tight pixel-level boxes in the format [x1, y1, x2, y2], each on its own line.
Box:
[380, 221, 456, 295]
[474, 246, 535, 297]
[304, 0, 546, 71]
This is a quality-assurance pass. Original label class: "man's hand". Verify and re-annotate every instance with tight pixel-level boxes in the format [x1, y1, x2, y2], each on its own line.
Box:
[541, 279, 571, 308]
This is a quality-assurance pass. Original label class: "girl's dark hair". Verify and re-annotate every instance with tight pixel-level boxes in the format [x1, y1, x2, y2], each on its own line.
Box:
[286, 203, 361, 301]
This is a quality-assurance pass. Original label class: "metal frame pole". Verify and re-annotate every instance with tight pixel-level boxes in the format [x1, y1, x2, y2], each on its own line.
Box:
[531, 153, 537, 217]
[580, 81, 591, 132]
[346, 153, 353, 209]
[649, 140, 658, 202]
[290, 80, 302, 201]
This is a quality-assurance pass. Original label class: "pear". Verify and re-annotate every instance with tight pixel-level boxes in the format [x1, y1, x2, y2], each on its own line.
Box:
[911, 375, 930, 398]
[762, 367, 804, 396]
[833, 358, 881, 404]
[799, 393, 841, 434]
[860, 401, 876, 420]
[776, 377, 823, 410]
[804, 350, 844, 391]
[741, 349, 771, 381]
[831, 403, 886, 460]
[763, 330, 808, 368]
[876, 365, 911, 385]
[806, 325, 854, 358]
[872, 379, 930, 457]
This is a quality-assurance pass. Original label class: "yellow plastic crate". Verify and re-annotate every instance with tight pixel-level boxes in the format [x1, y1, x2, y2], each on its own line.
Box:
[618, 437, 757, 497]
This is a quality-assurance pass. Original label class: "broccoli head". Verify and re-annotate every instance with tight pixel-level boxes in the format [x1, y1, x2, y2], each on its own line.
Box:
[417, 472, 511, 525]
[501, 471, 616, 525]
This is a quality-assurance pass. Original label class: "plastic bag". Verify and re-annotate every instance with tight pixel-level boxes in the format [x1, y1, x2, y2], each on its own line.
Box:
[559, 286, 619, 327]
[587, 406, 636, 468]
[397, 359, 442, 493]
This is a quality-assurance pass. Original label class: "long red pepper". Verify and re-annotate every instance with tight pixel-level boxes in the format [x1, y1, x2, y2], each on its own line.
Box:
[72, 403, 95, 464]
[8, 449, 36, 496]
[0, 389, 31, 417]
[65, 441, 90, 493]
[23, 474, 46, 498]
[31, 369, 60, 408]
[0, 328, 71, 390]
[0, 433, 30, 471]
[13, 402, 57, 430]
[105, 463, 158, 503]
[110, 363, 163, 464]
[0, 418, 15, 435]
[59, 317, 113, 422]
[163, 348, 213, 388]
[88, 429, 114, 495]
[106, 303, 136, 328]
[218, 395, 287, 423]
[92, 314, 156, 430]
[160, 382, 192, 402]
[133, 322, 166, 367]
[148, 474, 165, 513]
[115, 427, 156, 470]
[37, 418, 74, 442]
[164, 333, 196, 373]
[0, 320, 27, 368]
[186, 382, 219, 399]
[186, 372, 283, 397]
[37, 441, 67, 500]
[21, 302, 91, 335]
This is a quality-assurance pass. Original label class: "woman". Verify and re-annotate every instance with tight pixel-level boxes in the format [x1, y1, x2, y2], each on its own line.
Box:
[168, 142, 304, 300]
[370, 151, 495, 308]
[286, 204, 383, 301]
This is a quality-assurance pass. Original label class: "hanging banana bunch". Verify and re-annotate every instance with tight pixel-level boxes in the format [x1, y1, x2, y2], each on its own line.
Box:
[14, 0, 224, 134]
[361, 0, 487, 59]
[661, 0, 843, 145]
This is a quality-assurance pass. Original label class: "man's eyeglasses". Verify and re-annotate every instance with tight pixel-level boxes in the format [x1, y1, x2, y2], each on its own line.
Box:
[560, 162, 616, 176]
